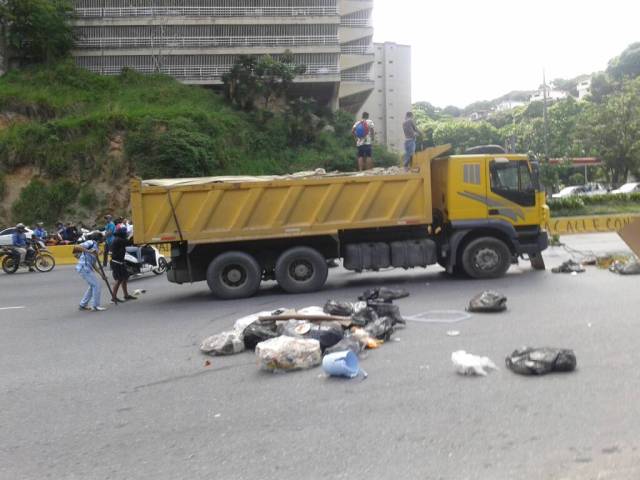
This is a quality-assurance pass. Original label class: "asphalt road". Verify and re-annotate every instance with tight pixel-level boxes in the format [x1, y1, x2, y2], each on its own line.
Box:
[1, 234, 639, 480]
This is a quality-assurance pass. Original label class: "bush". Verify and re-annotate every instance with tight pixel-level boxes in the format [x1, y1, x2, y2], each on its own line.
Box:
[0, 172, 6, 200]
[547, 196, 585, 212]
[11, 178, 79, 224]
[78, 186, 98, 210]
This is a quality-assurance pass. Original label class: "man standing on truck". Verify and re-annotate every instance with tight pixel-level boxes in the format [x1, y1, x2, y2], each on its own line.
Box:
[402, 112, 420, 170]
[352, 112, 375, 171]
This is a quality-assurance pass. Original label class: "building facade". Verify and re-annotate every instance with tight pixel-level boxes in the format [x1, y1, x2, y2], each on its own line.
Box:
[71, 0, 374, 112]
[357, 42, 411, 153]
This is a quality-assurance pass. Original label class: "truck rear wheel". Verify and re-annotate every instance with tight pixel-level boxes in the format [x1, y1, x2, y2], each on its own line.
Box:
[207, 251, 261, 299]
[275, 247, 328, 294]
[461, 237, 511, 279]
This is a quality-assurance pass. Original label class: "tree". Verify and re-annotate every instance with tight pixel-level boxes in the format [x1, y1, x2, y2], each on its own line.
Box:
[222, 52, 306, 111]
[0, 0, 73, 66]
[577, 77, 640, 185]
[607, 42, 640, 81]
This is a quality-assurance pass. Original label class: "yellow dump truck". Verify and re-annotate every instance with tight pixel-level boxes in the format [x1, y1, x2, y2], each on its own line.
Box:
[130, 145, 549, 299]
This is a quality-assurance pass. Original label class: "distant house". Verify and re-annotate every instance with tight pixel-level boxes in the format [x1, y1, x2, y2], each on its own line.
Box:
[577, 79, 591, 100]
[530, 85, 567, 103]
[496, 99, 527, 111]
[469, 110, 490, 121]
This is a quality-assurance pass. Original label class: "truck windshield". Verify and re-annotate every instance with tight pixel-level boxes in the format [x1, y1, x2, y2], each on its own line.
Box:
[489, 160, 536, 207]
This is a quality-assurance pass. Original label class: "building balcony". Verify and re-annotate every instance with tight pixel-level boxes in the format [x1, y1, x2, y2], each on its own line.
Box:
[74, 6, 339, 18]
[74, 35, 339, 49]
[340, 44, 373, 55]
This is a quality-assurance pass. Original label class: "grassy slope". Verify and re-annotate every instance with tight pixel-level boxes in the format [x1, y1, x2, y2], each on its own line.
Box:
[0, 62, 396, 225]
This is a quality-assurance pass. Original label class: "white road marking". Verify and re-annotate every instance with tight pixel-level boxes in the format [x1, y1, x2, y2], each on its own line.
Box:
[0, 306, 26, 311]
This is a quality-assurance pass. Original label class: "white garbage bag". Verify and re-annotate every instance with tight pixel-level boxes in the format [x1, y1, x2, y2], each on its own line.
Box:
[200, 331, 245, 356]
[451, 350, 497, 376]
[256, 336, 322, 372]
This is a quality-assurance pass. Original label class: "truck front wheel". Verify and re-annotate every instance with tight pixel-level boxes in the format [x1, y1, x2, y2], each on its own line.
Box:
[275, 247, 328, 294]
[207, 251, 262, 299]
[461, 237, 511, 279]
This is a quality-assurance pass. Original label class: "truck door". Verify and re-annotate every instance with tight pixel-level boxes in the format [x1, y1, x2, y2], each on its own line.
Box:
[487, 159, 538, 226]
[448, 159, 489, 221]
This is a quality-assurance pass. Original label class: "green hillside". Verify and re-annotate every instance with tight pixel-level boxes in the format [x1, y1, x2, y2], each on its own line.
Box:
[0, 62, 396, 226]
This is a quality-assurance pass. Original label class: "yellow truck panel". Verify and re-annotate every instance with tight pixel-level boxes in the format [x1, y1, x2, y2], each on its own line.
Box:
[131, 151, 434, 246]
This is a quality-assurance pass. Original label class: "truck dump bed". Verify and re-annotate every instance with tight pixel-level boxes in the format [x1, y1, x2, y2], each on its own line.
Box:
[131, 151, 435, 245]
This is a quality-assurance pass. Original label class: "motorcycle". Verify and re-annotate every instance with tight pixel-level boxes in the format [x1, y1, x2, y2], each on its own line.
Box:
[124, 244, 168, 276]
[2, 239, 56, 274]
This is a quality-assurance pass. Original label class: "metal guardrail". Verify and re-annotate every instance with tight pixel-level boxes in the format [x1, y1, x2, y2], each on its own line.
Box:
[82, 63, 339, 79]
[74, 6, 339, 18]
[340, 73, 372, 82]
[76, 35, 339, 49]
[340, 45, 373, 55]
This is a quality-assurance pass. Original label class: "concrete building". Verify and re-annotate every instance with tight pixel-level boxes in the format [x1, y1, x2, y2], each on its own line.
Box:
[577, 79, 591, 100]
[71, 0, 374, 112]
[357, 42, 411, 153]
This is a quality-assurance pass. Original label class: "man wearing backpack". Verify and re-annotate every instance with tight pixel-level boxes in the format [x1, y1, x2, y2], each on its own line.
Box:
[352, 112, 375, 171]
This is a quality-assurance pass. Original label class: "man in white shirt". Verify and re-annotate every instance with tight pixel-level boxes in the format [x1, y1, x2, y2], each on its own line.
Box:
[352, 112, 375, 171]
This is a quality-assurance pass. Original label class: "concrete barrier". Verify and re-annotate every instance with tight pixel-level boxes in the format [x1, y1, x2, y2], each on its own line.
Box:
[546, 214, 640, 236]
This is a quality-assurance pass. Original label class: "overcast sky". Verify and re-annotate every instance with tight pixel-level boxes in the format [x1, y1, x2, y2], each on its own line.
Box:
[372, 0, 640, 108]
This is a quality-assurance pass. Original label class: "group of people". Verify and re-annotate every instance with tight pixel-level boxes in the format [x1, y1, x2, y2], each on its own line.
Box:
[74, 214, 136, 312]
[351, 111, 420, 171]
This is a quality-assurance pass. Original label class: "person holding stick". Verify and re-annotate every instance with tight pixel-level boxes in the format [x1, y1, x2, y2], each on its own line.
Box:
[74, 232, 107, 312]
[110, 226, 137, 303]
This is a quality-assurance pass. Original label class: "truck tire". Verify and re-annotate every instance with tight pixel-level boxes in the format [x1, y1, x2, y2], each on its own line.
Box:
[206, 251, 262, 299]
[275, 247, 328, 294]
[461, 237, 511, 279]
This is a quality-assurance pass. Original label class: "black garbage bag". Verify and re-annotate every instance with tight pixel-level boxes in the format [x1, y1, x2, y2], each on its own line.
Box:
[325, 336, 363, 356]
[467, 291, 507, 313]
[351, 307, 378, 327]
[364, 316, 394, 341]
[243, 322, 279, 351]
[551, 259, 585, 274]
[307, 322, 345, 352]
[323, 300, 354, 317]
[359, 287, 410, 303]
[279, 320, 344, 352]
[505, 347, 577, 375]
[367, 301, 406, 325]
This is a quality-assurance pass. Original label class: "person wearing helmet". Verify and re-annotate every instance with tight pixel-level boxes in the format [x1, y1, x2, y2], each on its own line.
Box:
[109, 226, 136, 303]
[73, 231, 106, 312]
[12, 223, 35, 271]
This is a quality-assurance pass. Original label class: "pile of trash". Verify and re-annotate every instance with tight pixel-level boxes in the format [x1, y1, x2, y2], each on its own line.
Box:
[608, 255, 640, 275]
[200, 287, 409, 377]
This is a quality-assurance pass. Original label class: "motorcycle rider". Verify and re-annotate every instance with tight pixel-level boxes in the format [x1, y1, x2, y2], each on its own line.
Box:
[109, 226, 137, 303]
[12, 223, 35, 272]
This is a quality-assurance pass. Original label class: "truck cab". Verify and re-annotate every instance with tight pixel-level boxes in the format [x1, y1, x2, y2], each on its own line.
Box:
[431, 150, 549, 277]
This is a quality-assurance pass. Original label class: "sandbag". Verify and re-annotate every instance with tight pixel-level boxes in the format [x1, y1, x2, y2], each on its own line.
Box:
[367, 301, 405, 325]
[359, 287, 410, 303]
[256, 336, 322, 372]
[551, 259, 585, 274]
[505, 347, 577, 375]
[467, 291, 507, 312]
[243, 322, 279, 351]
[278, 320, 344, 352]
[325, 336, 363, 356]
[364, 316, 394, 341]
[200, 331, 245, 356]
[323, 300, 354, 317]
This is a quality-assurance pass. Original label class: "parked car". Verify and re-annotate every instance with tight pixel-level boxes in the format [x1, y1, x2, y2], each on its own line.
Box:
[0, 227, 33, 246]
[551, 183, 606, 199]
[610, 182, 640, 194]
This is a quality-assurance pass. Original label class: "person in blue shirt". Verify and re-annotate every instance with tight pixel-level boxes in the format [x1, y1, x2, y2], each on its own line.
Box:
[73, 232, 107, 311]
[103, 214, 116, 267]
[12, 223, 35, 271]
[33, 222, 48, 242]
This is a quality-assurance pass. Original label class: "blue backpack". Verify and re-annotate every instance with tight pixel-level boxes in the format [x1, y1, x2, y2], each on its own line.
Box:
[354, 120, 369, 139]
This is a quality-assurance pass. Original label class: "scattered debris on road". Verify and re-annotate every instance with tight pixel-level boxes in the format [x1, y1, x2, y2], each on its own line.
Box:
[505, 347, 577, 375]
[199, 287, 409, 375]
[467, 291, 507, 312]
[552, 259, 586, 274]
[446, 330, 461, 337]
[451, 350, 498, 376]
[609, 256, 640, 275]
[322, 351, 361, 378]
